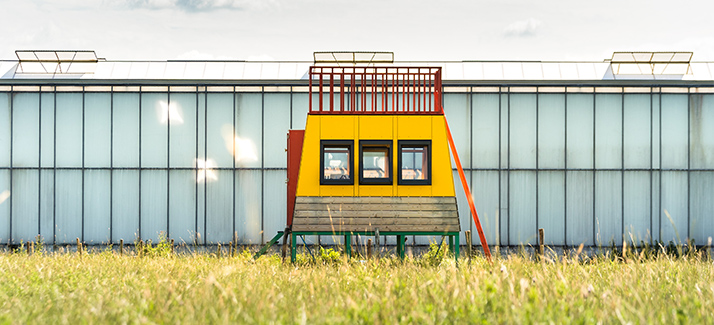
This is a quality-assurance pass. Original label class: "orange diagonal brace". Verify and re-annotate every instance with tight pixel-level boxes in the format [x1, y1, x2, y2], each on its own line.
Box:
[444, 119, 492, 261]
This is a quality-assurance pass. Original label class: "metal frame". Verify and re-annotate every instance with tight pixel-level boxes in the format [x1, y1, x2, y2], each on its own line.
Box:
[290, 231, 460, 262]
[308, 66, 443, 115]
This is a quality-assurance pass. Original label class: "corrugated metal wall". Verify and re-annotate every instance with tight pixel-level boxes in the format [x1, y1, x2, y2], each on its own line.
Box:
[1, 86, 713, 246]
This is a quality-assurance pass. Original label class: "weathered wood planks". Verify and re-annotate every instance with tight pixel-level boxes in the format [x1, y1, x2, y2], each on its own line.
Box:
[292, 196, 460, 233]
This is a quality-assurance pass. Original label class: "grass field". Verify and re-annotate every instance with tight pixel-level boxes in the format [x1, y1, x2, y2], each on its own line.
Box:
[0, 243, 712, 324]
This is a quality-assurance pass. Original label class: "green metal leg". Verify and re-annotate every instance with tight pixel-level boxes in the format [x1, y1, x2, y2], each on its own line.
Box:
[344, 234, 351, 258]
[397, 235, 405, 259]
[291, 233, 296, 263]
[454, 235, 460, 261]
[449, 235, 454, 254]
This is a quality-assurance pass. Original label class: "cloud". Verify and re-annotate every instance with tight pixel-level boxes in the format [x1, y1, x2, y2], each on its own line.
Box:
[503, 18, 543, 37]
[119, 0, 276, 12]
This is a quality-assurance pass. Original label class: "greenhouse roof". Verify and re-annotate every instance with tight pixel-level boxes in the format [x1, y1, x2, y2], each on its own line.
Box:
[0, 51, 712, 82]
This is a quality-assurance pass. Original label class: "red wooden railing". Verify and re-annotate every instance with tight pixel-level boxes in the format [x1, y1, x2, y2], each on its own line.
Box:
[309, 66, 442, 114]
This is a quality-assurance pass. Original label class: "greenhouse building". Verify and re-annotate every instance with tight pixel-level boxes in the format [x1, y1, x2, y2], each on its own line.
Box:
[0, 50, 712, 248]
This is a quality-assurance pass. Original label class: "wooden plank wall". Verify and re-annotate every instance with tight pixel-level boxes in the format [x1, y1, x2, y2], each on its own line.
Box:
[292, 197, 460, 232]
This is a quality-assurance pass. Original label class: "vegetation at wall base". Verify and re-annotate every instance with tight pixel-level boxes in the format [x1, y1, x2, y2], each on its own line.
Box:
[0, 240, 712, 324]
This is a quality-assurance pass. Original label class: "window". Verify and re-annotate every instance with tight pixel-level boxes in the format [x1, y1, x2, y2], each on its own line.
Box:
[320, 140, 353, 185]
[359, 140, 392, 185]
[398, 140, 431, 185]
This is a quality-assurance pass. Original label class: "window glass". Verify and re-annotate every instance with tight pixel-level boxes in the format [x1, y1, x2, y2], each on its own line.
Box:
[321, 140, 353, 184]
[399, 140, 431, 185]
[362, 147, 389, 179]
[359, 140, 392, 185]
[324, 147, 351, 179]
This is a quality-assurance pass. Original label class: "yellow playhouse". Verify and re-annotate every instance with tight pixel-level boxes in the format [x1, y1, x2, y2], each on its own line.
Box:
[274, 62, 490, 262]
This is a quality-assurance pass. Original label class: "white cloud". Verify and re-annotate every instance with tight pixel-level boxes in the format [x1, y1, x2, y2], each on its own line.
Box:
[503, 18, 543, 38]
[118, 0, 277, 12]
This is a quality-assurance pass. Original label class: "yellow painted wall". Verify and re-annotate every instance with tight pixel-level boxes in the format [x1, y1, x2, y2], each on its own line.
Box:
[296, 115, 456, 197]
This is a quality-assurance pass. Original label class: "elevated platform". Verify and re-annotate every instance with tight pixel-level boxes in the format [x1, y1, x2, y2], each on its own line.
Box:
[292, 196, 460, 233]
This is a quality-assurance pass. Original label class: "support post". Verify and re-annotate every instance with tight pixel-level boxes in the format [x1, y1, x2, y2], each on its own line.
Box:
[445, 120, 492, 261]
[455, 235, 460, 261]
[449, 235, 454, 255]
[538, 228, 544, 259]
[291, 233, 297, 263]
[119, 239, 124, 256]
[375, 229, 380, 258]
[344, 234, 351, 258]
[367, 239, 372, 259]
[465, 230, 472, 260]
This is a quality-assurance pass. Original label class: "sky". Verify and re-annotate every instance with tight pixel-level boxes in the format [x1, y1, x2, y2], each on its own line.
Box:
[1, 0, 714, 62]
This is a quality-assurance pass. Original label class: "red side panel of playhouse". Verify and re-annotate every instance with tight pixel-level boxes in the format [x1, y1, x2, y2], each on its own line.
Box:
[287, 130, 305, 227]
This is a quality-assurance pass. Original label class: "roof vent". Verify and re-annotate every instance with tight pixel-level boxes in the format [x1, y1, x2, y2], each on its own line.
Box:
[15, 50, 98, 74]
[610, 51, 692, 75]
[313, 51, 394, 65]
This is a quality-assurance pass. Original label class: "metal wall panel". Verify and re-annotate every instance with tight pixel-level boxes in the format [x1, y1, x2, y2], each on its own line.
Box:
[11, 93, 39, 167]
[168, 170, 196, 244]
[84, 93, 111, 168]
[472, 170, 500, 245]
[690, 171, 714, 245]
[472, 94, 499, 168]
[39, 170, 54, 241]
[566, 171, 594, 246]
[140, 93, 169, 168]
[235, 170, 262, 244]
[509, 94, 537, 169]
[595, 94, 622, 169]
[84, 170, 110, 244]
[660, 171, 688, 242]
[55, 170, 82, 244]
[235, 94, 262, 169]
[0, 171, 9, 243]
[566, 94, 594, 168]
[168, 93, 197, 168]
[205, 170, 234, 243]
[623, 94, 651, 169]
[538, 94, 565, 169]
[291, 93, 309, 130]
[56, 94, 83, 168]
[623, 171, 651, 242]
[140, 170, 167, 242]
[660, 94, 688, 169]
[11, 170, 38, 241]
[690, 94, 714, 169]
[595, 171, 622, 245]
[537, 171, 565, 245]
[443, 94, 470, 168]
[111, 170, 139, 243]
[40, 93, 55, 168]
[112, 93, 140, 168]
[509, 171, 537, 245]
[0, 93, 9, 168]
[206, 93, 234, 168]
[263, 170, 287, 243]
[264, 93, 290, 168]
